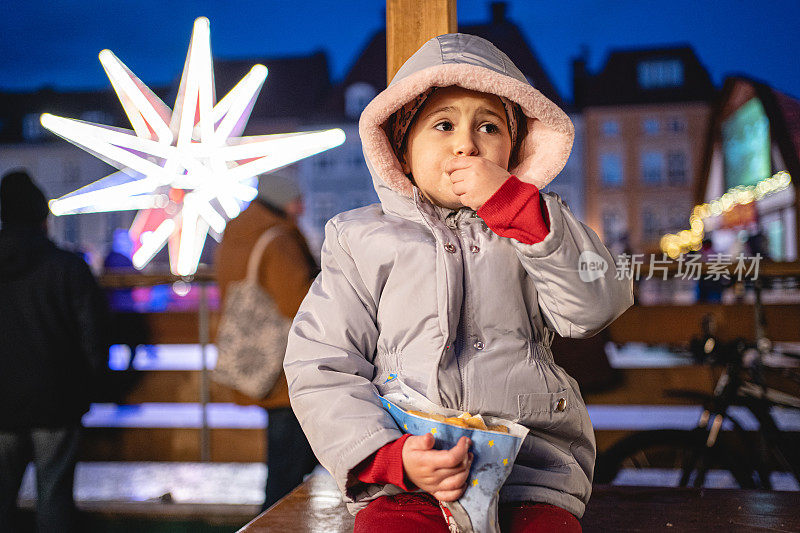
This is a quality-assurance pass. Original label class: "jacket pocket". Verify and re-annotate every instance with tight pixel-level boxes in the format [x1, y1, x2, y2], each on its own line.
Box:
[515, 388, 585, 469]
[517, 388, 583, 443]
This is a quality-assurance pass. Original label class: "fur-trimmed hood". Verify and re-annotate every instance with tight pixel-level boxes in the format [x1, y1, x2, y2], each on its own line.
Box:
[359, 33, 574, 214]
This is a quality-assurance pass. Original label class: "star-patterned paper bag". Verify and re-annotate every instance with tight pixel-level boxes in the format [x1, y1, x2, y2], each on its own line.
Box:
[379, 385, 528, 533]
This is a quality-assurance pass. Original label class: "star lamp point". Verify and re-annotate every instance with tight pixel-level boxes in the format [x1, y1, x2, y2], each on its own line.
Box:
[42, 17, 344, 276]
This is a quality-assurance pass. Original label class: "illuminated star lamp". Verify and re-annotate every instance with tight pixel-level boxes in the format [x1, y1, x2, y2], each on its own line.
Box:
[41, 17, 345, 276]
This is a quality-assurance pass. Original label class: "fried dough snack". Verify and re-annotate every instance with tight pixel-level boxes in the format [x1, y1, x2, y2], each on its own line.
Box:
[406, 410, 509, 433]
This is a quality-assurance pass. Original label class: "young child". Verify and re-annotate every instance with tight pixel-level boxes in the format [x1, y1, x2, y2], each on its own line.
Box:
[284, 33, 633, 532]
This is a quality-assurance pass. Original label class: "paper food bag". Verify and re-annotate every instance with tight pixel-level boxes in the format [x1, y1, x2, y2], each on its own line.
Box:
[379, 384, 528, 533]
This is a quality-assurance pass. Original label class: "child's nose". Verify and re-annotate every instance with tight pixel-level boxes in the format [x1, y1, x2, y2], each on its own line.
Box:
[453, 132, 478, 157]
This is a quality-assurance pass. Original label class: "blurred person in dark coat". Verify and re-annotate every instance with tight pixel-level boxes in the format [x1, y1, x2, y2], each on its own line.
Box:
[0, 170, 109, 532]
[215, 171, 319, 510]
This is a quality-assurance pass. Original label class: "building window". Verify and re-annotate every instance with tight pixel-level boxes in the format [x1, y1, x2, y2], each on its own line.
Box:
[81, 110, 114, 125]
[64, 216, 79, 245]
[641, 151, 664, 184]
[562, 163, 578, 184]
[766, 217, 785, 260]
[602, 210, 624, 244]
[665, 117, 686, 133]
[314, 155, 332, 169]
[637, 59, 684, 89]
[63, 161, 82, 187]
[345, 82, 376, 120]
[23, 113, 46, 141]
[667, 151, 687, 185]
[349, 151, 363, 168]
[642, 208, 660, 240]
[600, 153, 623, 186]
[667, 211, 687, 233]
[311, 194, 338, 228]
[642, 118, 659, 135]
[601, 119, 620, 137]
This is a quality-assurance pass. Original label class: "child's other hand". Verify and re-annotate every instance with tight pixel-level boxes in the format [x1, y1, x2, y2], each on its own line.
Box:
[445, 156, 511, 210]
[401, 433, 473, 502]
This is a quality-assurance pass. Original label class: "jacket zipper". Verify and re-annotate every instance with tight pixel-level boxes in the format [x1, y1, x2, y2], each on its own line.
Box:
[448, 213, 471, 412]
[454, 316, 466, 411]
[459, 221, 477, 412]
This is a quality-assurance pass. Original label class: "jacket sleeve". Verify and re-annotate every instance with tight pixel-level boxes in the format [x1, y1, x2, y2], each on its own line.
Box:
[353, 434, 414, 490]
[283, 219, 404, 503]
[477, 175, 550, 245]
[506, 192, 633, 339]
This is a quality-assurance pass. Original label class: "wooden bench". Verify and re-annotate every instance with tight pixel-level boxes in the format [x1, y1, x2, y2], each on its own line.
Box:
[239, 473, 800, 532]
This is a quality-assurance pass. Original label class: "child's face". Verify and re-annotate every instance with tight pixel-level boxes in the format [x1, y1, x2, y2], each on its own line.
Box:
[401, 86, 512, 210]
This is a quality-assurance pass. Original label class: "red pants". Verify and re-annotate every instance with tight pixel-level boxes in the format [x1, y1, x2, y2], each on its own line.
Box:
[353, 493, 582, 533]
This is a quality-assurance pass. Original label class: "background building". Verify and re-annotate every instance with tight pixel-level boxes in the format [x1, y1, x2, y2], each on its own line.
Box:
[695, 76, 799, 261]
[574, 46, 715, 254]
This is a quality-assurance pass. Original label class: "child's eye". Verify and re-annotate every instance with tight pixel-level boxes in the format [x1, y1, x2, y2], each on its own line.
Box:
[479, 123, 501, 134]
[434, 121, 454, 132]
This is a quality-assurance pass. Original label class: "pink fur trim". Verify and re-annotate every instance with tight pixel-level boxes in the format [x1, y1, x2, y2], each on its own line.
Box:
[359, 63, 574, 197]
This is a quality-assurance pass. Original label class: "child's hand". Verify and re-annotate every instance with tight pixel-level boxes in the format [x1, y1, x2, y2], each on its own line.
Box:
[445, 156, 511, 210]
[402, 433, 473, 502]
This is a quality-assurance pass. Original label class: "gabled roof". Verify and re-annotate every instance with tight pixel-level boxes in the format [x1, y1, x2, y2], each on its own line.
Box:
[326, 6, 565, 119]
[694, 76, 800, 206]
[574, 45, 716, 108]
[772, 86, 800, 173]
[214, 51, 332, 125]
[461, 19, 563, 108]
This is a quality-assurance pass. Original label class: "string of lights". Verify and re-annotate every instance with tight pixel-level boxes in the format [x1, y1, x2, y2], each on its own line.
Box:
[660, 170, 792, 258]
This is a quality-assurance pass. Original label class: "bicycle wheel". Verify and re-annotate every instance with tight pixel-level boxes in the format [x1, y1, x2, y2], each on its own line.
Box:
[595, 429, 757, 488]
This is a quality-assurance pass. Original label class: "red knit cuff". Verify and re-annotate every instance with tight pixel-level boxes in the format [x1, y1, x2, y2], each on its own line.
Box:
[477, 175, 550, 245]
[353, 434, 415, 491]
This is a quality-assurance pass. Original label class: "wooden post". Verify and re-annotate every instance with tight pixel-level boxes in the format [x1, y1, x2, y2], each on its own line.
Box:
[198, 280, 210, 462]
[386, 0, 457, 86]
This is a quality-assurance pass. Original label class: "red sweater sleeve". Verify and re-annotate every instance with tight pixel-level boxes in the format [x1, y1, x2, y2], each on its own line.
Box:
[353, 434, 415, 490]
[477, 175, 550, 245]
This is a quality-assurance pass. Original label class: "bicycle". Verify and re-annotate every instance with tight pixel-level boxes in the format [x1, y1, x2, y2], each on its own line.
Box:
[594, 313, 800, 489]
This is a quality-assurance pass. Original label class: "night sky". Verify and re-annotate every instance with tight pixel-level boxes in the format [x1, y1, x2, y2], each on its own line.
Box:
[1, 0, 799, 103]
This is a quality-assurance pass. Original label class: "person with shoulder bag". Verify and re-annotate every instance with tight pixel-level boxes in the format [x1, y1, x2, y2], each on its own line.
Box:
[214, 171, 319, 510]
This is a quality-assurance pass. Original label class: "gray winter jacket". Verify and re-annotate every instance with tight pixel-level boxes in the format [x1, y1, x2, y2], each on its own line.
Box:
[284, 33, 633, 519]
